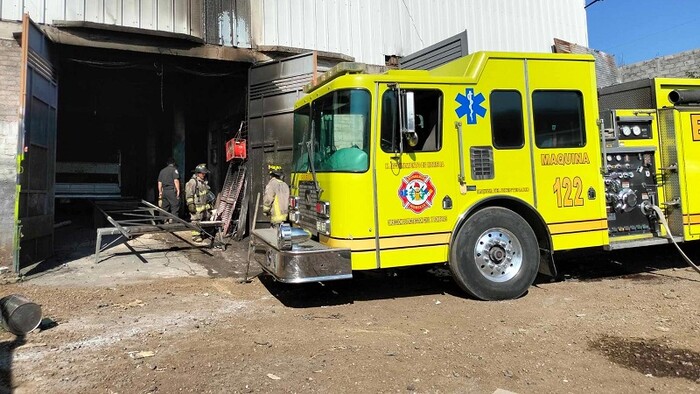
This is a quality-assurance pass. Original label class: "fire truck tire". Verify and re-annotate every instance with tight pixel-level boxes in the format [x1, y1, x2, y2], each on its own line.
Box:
[449, 207, 539, 300]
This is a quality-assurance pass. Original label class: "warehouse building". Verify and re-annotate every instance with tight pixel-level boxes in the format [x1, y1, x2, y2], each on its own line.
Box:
[0, 0, 588, 272]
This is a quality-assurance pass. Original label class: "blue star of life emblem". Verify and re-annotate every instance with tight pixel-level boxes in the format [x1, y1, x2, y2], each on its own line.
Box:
[455, 88, 487, 125]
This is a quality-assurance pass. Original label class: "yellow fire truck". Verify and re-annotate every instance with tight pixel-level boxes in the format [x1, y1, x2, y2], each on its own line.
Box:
[249, 51, 700, 300]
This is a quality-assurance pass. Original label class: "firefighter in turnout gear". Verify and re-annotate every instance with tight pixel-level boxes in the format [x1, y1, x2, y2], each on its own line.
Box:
[185, 163, 214, 242]
[262, 165, 290, 227]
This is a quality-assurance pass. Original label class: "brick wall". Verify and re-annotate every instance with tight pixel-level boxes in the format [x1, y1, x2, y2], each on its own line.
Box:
[0, 36, 21, 270]
[620, 49, 700, 82]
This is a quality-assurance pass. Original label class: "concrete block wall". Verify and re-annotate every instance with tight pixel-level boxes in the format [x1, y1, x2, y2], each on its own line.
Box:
[620, 49, 700, 82]
[0, 34, 21, 270]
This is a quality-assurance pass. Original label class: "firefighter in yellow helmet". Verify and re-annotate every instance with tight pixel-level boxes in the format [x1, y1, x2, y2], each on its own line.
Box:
[185, 163, 214, 242]
[262, 165, 290, 227]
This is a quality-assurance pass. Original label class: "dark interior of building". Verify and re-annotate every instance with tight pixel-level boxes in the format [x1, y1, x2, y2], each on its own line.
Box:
[53, 44, 249, 225]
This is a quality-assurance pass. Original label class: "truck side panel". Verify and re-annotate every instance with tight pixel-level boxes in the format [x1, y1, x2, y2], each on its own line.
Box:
[526, 58, 608, 251]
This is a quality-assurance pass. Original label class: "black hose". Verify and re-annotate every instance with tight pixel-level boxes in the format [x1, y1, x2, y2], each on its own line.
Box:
[668, 89, 700, 105]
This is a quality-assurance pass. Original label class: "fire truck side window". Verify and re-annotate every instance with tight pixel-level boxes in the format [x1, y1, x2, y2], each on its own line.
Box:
[532, 91, 586, 149]
[381, 89, 442, 153]
[490, 90, 524, 149]
[291, 104, 311, 172]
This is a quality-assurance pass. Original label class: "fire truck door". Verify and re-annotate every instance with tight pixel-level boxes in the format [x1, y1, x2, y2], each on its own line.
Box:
[373, 84, 453, 268]
[527, 60, 607, 250]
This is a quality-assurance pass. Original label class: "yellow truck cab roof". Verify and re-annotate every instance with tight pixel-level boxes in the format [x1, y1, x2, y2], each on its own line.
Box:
[296, 51, 596, 109]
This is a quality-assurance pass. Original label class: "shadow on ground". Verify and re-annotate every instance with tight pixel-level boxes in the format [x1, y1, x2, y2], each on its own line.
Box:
[257, 241, 700, 308]
[553, 242, 700, 283]
[0, 337, 25, 394]
[258, 264, 461, 308]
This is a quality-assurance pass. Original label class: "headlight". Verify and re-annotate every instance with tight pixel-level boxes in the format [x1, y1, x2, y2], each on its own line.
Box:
[277, 224, 293, 250]
[277, 224, 311, 250]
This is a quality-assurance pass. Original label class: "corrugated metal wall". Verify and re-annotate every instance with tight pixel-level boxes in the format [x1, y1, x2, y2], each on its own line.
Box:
[0, 0, 252, 48]
[1, 0, 588, 64]
[250, 0, 588, 65]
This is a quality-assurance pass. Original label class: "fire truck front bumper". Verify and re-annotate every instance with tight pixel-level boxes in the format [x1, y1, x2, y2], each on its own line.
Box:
[250, 228, 352, 283]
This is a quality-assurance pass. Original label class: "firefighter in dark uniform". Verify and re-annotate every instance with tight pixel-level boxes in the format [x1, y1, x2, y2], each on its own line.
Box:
[157, 157, 181, 221]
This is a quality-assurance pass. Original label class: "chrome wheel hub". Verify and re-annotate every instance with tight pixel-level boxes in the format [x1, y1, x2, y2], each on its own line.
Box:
[473, 227, 523, 282]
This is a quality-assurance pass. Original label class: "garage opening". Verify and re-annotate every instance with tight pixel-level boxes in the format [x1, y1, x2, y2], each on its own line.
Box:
[50, 44, 250, 263]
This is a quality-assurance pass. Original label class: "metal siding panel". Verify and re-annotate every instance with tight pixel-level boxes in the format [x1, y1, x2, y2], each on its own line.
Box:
[288, 0, 302, 48]
[349, 0, 363, 60]
[203, 0, 220, 44]
[301, 0, 314, 47]
[327, 0, 340, 54]
[1, 1, 23, 21]
[173, 0, 188, 33]
[262, 0, 277, 45]
[189, 0, 203, 38]
[234, 0, 251, 48]
[85, 1, 104, 23]
[141, 0, 157, 29]
[24, 0, 45, 23]
[248, 53, 317, 227]
[337, 0, 351, 56]
[380, 0, 400, 57]
[65, 0, 85, 20]
[45, 0, 66, 24]
[277, 0, 291, 47]
[314, 0, 326, 50]
[158, 0, 174, 31]
[104, 0, 122, 25]
[122, 0, 140, 27]
[368, 0, 382, 63]
[248, 0, 588, 65]
[218, 0, 234, 46]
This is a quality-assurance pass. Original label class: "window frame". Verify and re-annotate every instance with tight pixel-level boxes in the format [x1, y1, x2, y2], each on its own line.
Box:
[489, 89, 525, 150]
[380, 88, 444, 154]
[532, 90, 587, 149]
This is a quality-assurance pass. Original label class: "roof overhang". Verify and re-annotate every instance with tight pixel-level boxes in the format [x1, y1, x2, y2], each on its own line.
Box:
[41, 21, 270, 64]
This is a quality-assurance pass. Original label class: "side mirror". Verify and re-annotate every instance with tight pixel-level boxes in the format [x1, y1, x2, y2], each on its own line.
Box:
[401, 91, 419, 149]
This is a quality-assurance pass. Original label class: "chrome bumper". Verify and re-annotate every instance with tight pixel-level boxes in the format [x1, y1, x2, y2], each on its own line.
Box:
[250, 228, 352, 283]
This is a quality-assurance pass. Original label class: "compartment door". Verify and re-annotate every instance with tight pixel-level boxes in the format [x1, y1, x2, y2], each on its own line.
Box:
[677, 110, 700, 237]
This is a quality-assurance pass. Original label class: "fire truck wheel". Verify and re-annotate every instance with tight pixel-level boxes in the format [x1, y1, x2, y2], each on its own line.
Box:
[449, 206, 539, 301]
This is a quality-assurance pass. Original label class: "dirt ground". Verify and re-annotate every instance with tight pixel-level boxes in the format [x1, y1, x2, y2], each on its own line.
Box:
[1, 219, 700, 394]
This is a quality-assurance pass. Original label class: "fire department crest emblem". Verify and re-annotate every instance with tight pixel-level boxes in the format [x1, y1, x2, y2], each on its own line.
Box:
[398, 171, 436, 214]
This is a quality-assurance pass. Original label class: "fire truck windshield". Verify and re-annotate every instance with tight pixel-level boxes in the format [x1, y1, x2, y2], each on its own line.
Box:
[292, 89, 371, 173]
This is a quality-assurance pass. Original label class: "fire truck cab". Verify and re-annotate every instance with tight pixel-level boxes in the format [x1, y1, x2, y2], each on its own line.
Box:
[250, 51, 700, 300]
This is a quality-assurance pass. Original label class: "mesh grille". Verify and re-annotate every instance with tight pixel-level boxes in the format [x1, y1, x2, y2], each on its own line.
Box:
[297, 181, 320, 233]
[598, 79, 655, 110]
[658, 109, 684, 236]
[470, 147, 494, 180]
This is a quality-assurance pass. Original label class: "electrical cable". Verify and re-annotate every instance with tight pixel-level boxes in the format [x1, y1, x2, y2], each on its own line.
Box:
[400, 0, 424, 47]
[67, 58, 142, 69]
[651, 205, 700, 274]
[173, 65, 240, 77]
